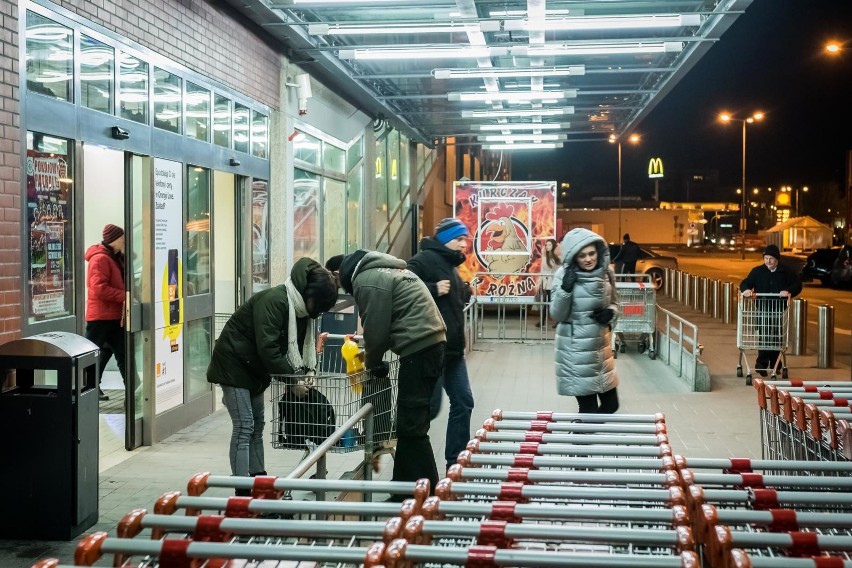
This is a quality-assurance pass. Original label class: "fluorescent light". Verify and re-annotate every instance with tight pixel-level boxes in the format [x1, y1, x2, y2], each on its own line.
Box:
[434, 65, 585, 79]
[504, 14, 701, 32]
[309, 22, 484, 35]
[490, 8, 581, 17]
[480, 134, 567, 142]
[483, 143, 563, 150]
[462, 107, 574, 118]
[514, 42, 683, 57]
[338, 46, 506, 60]
[475, 123, 569, 131]
[448, 90, 575, 102]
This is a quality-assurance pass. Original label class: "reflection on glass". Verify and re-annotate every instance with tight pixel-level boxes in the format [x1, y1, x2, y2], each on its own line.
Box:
[323, 143, 345, 176]
[80, 35, 113, 114]
[185, 82, 210, 142]
[400, 134, 410, 196]
[153, 67, 181, 133]
[213, 94, 231, 148]
[186, 166, 211, 295]
[347, 136, 364, 173]
[26, 132, 74, 324]
[251, 111, 268, 159]
[324, 178, 346, 261]
[388, 130, 401, 214]
[294, 169, 319, 260]
[251, 180, 270, 293]
[372, 137, 389, 248]
[185, 318, 212, 400]
[293, 130, 320, 167]
[119, 53, 148, 124]
[346, 165, 362, 253]
[233, 103, 250, 153]
[26, 12, 73, 101]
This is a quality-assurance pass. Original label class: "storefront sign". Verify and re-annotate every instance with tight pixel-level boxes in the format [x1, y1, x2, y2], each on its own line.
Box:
[648, 157, 664, 178]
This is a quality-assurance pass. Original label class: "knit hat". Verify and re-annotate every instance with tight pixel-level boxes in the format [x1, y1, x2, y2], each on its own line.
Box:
[339, 250, 369, 294]
[762, 244, 781, 261]
[102, 224, 124, 244]
[435, 218, 470, 245]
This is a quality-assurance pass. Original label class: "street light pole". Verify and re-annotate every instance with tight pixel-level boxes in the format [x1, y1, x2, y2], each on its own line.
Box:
[617, 140, 623, 238]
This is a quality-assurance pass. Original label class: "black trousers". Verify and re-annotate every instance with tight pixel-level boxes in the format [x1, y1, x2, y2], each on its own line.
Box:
[576, 388, 619, 414]
[85, 319, 127, 385]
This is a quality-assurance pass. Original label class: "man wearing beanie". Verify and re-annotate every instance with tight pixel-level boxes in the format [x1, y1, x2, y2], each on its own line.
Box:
[84, 224, 127, 401]
[739, 244, 802, 377]
[338, 249, 446, 495]
[408, 218, 474, 475]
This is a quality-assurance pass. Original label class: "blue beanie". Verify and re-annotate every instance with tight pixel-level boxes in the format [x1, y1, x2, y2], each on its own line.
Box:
[435, 218, 470, 244]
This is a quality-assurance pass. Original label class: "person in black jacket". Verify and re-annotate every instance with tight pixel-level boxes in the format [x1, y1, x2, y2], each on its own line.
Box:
[739, 244, 802, 377]
[207, 258, 338, 489]
[613, 233, 640, 277]
[407, 218, 475, 474]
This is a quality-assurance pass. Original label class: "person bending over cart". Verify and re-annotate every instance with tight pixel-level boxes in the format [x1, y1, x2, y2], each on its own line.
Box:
[207, 258, 338, 493]
[550, 228, 620, 414]
[339, 250, 447, 497]
[739, 244, 802, 377]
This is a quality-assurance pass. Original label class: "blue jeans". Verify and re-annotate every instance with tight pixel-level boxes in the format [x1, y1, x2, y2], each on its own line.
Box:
[430, 354, 474, 469]
[221, 385, 265, 477]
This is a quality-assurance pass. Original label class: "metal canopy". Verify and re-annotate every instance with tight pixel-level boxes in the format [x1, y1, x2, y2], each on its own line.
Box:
[225, 0, 752, 148]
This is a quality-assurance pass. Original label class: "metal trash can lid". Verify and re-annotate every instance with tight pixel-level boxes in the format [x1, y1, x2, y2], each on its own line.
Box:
[0, 332, 98, 359]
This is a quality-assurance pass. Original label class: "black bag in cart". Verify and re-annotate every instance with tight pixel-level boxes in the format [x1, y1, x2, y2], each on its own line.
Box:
[277, 387, 336, 449]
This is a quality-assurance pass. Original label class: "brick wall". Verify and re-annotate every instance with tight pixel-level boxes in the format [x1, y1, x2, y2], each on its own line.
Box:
[0, 1, 21, 343]
[54, 0, 281, 109]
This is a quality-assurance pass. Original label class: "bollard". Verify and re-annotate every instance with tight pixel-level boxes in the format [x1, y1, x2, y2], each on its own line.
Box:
[691, 276, 701, 311]
[790, 298, 808, 356]
[710, 279, 721, 319]
[683, 273, 692, 307]
[666, 268, 675, 297]
[722, 282, 734, 324]
[817, 304, 835, 369]
[701, 277, 710, 315]
[675, 271, 683, 303]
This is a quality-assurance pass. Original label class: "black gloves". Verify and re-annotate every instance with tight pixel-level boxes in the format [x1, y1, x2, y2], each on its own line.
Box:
[560, 266, 578, 294]
[369, 362, 389, 378]
[593, 307, 615, 325]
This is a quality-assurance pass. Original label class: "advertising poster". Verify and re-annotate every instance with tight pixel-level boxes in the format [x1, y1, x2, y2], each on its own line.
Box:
[27, 150, 72, 319]
[454, 181, 557, 302]
[153, 159, 184, 414]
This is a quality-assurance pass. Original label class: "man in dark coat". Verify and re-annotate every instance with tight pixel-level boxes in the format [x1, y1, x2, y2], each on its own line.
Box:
[739, 244, 802, 377]
[613, 233, 640, 276]
[339, 250, 446, 496]
[408, 217, 474, 474]
[207, 258, 338, 488]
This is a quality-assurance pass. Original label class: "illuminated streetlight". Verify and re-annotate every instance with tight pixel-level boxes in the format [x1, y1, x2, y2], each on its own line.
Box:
[718, 110, 766, 259]
[609, 132, 640, 239]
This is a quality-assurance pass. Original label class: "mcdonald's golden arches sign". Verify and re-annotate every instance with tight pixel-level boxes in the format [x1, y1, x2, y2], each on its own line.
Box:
[648, 158, 664, 179]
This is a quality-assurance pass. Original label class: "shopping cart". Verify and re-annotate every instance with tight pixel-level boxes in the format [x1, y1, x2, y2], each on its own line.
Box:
[737, 293, 791, 385]
[270, 332, 399, 473]
[612, 274, 657, 359]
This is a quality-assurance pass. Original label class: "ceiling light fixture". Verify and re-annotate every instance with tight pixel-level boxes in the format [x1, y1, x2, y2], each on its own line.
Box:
[504, 13, 701, 32]
[434, 65, 585, 79]
[480, 134, 567, 142]
[483, 143, 563, 150]
[514, 42, 684, 57]
[309, 22, 495, 35]
[475, 123, 570, 131]
[448, 89, 576, 102]
[462, 107, 574, 118]
[338, 46, 506, 60]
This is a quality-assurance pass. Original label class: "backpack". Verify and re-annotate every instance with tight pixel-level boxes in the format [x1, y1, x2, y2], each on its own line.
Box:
[276, 387, 336, 449]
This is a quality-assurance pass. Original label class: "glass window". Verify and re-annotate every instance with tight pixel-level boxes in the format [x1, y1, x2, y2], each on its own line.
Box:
[400, 134, 411, 209]
[251, 111, 268, 159]
[251, 180, 269, 293]
[213, 94, 231, 148]
[233, 103, 250, 153]
[323, 143, 345, 176]
[346, 165, 362, 252]
[347, 136, 363, 173]
[372, 137, 389, 248]
[294, 169, 319, 260]
[25, 12, 73, 101]
[185, 317, 212, 400]
[26, 132, 74, 324]
[186, 166, 210, 296]
[323, 178, 346, 261]
[153, 67, 181, 133]
[185, 82, 210, 142]
[118, 52, 148, 124]
[80, 35, 113, 114]
[293, 130, 320, 167]
[387, 130, 401, 214]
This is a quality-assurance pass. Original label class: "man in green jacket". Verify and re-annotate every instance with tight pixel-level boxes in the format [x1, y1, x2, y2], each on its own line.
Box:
[207, 258, 338, 488]
[339, 250, 446, 495]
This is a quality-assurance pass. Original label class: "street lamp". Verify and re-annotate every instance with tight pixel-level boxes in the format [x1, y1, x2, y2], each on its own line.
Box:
[609, 132, 640, 239]
[719, 111, 765, 259]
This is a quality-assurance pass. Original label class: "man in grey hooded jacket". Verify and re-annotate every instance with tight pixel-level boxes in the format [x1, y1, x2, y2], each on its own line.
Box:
[339, 250, 447, 495]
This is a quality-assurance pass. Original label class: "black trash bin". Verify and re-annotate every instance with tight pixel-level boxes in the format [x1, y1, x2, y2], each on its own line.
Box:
[0, 331, 99, 540]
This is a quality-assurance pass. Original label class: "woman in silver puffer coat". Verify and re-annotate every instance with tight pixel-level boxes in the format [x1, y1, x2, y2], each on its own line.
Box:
[550, 228, 620, 413]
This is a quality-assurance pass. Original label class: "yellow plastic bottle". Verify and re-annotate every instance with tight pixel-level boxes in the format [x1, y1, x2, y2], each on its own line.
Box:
[340, 335, 364, 394]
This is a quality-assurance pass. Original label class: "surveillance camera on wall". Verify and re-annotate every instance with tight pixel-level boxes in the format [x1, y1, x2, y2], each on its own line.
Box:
[111, 126, 130, 140]
[295, 73, 312, 115]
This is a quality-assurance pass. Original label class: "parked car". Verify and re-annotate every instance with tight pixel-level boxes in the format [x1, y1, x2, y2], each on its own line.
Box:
[830, 245, 852, 288]
[801, 247, 841, 286]
[608, 244, 678, 290]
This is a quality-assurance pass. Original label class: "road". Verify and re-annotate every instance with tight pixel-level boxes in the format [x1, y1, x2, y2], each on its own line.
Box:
[656, 247, 851, 367]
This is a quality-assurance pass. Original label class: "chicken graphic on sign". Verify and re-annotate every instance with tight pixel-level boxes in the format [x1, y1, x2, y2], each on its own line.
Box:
[479, 204, 531, 275]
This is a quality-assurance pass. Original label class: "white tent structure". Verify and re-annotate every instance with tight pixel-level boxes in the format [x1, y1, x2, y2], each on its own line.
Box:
[764, 216, 833, 252]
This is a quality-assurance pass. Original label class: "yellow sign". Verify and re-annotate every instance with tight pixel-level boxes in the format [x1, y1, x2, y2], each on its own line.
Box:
[648, 158, 664, 179]
[775, 192, 792, 207]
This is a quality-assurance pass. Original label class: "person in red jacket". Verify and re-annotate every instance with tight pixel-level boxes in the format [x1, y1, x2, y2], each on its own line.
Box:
[84, 224, 126, 401]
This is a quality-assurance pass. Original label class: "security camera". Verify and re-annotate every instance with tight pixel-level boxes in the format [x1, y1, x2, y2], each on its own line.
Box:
[111, 126, 130, 140]
[295, 73, 312, 115]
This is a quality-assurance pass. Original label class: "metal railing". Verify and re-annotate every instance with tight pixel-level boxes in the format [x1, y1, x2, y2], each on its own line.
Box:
[657, 306, 702, 378]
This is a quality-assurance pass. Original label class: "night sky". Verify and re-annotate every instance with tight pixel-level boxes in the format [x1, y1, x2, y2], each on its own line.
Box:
[512, 0, 852, 216]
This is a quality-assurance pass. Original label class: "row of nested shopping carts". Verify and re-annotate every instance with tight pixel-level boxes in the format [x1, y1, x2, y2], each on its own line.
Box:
[34, 407, 852, 568]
